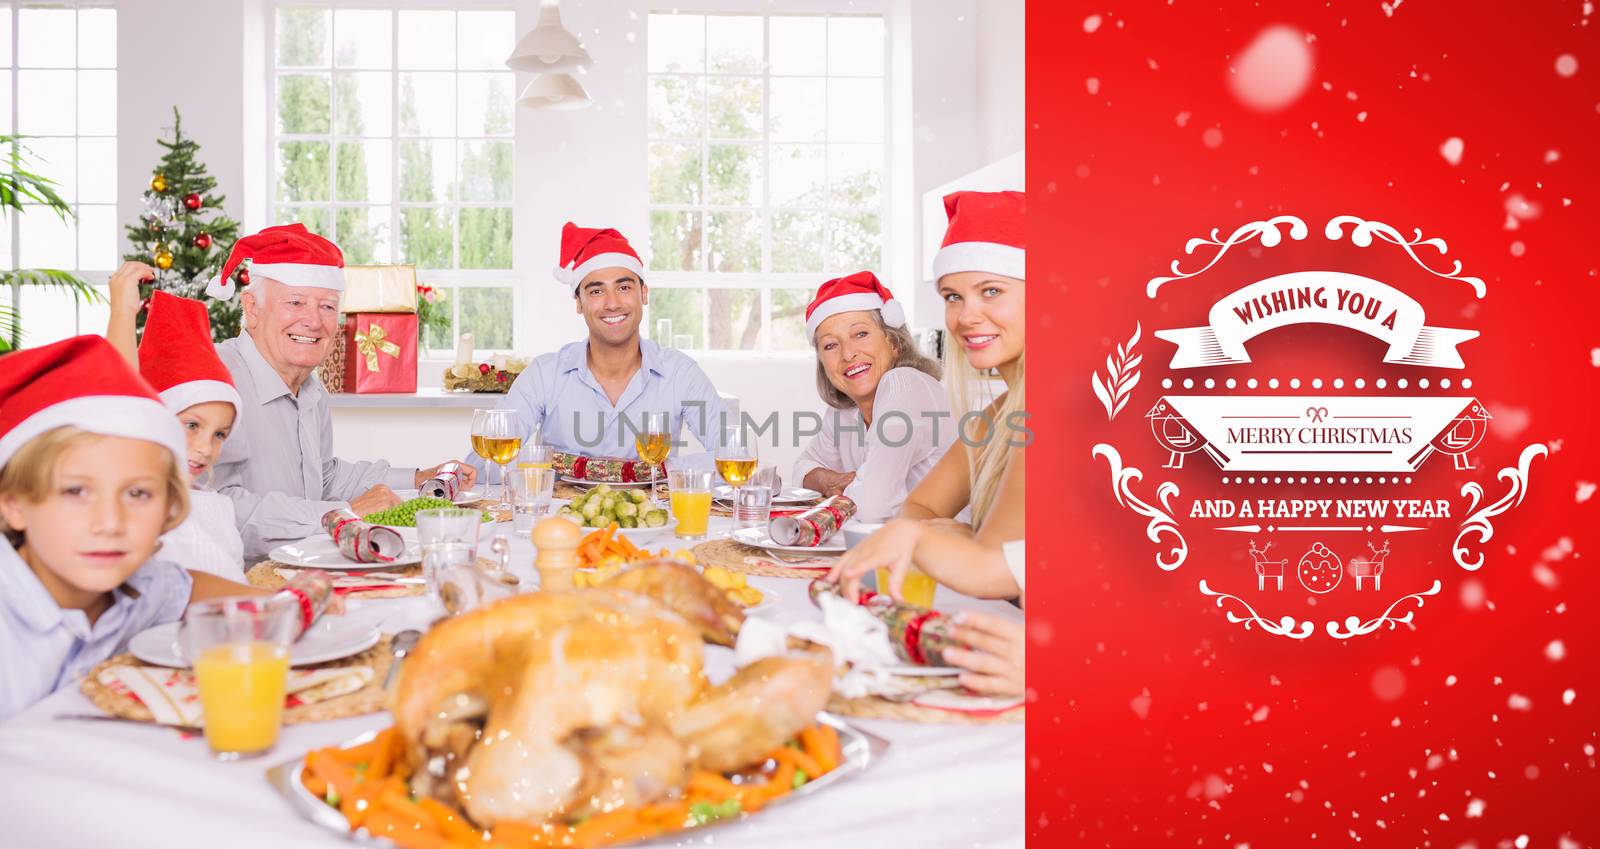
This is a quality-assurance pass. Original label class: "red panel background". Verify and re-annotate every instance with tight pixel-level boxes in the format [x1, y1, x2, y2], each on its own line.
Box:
[1028, 2, 1599, 844]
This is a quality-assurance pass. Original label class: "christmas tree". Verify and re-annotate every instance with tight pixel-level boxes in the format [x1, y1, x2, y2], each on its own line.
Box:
[124, 107, 244, 341]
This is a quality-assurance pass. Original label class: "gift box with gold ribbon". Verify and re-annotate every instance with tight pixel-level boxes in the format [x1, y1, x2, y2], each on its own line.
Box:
[339, 313, 418, 393]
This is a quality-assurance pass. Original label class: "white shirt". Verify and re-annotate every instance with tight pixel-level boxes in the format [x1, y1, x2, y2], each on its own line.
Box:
[0, 537, 193, 723]
[792, 367, 956, 523]
[156, 489, 245, 579]
[213, 331, 416, 561]
[1003, 539, 1025, 595]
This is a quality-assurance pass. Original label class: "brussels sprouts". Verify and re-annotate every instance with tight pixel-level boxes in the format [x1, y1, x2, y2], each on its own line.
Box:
[643, 509, 669, 527]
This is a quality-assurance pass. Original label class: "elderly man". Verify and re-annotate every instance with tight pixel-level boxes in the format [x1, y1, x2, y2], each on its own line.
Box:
[207, 224, 474, 559]
[472, 222, 727, 478]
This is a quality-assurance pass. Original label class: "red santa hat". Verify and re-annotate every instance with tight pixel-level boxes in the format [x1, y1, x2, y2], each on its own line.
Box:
[805, 271, 906, 343]
[0, 335, 186, 469]
[205, 223, 345, 299]
[931, 190, 1026, 283]
[138, 291, 243, 419]
[552, 222, 645, 292]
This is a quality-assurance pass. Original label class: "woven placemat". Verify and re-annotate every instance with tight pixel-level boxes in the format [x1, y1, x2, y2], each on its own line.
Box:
[80, 636, 393, 726]
[459, 499, 512, 523]
[826, 693, 1025, 725]
[246, 561, 425, 599]
[692, 538, 839, 579]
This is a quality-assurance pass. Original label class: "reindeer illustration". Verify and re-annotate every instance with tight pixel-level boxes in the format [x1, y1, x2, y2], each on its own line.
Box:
[1349, 540, 1391, 591]
[1250, 540, 1287, 591]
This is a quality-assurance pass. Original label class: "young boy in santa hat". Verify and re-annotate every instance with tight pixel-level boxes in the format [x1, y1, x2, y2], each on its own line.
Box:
[0, 336, 267, 722]
[105, 262, 246, 578]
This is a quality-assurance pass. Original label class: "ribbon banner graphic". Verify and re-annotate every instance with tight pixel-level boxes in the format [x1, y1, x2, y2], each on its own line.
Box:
[1153, 271, 1479, 369]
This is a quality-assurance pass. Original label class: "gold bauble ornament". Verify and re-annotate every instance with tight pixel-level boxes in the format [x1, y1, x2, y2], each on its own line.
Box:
[154, 249, 174, 270]
[150, 174, 168, 193]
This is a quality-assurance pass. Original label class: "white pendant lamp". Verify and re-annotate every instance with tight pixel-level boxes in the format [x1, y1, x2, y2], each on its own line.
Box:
[517, 72, 592, 110]
[506, 1, 592, 75]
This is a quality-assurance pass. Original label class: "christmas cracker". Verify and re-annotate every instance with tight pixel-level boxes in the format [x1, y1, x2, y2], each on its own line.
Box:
[809, 579, 960, 667]
[769, 495, 857, 547]
[552, 450, 664, 484]
[321, 508, 407, 563]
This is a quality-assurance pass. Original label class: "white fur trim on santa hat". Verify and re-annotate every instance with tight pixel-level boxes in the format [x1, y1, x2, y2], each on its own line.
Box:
[205, 274, 236, 300]
[807, 291, 905, 342]
[249, 261, 346, 291]
[553, 252, 646, 291]
[0, 395, 187, 470]
[932, 241, 1026, 283]
[158, 380, 243, 421]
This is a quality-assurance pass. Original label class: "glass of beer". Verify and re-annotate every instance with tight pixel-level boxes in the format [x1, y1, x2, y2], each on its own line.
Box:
[183, 596, 298, 759]
[714, 425, 758, 519]
[668, 468, 713, 540]
[471, 408, 522, 510]
[636, 412, 672, 496]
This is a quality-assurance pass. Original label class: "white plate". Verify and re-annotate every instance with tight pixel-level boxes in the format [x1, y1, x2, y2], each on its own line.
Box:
[129, 619, 382, 668]
[390, 488, 486, 506]
[269, 536, 422, 569]
[561, 475, 655, 488]
[714, 485, 822, 505]
[732, 526, 846, 554]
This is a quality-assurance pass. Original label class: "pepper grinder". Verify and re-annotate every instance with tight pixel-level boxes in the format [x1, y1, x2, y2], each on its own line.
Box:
[532, 516, 582, 591]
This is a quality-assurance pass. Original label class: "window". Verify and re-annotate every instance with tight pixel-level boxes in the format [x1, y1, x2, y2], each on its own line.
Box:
[3, 3, 117, 345]
[270, 4, 515, 352]
[646, 12, 887, 354]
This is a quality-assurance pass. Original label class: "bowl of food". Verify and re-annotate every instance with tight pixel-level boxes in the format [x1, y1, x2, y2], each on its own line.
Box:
[841, 520, 885, 549]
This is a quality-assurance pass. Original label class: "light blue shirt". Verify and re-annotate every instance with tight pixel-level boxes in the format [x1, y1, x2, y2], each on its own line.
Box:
[0, 538, 193, 723]
[471, 338, 729, 476]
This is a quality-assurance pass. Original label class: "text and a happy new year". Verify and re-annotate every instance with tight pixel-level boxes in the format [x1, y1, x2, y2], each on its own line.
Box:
[1189, 498, 1451, 519]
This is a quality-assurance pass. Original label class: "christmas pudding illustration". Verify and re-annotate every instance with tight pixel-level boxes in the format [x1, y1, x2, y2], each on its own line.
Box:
[1296, 542, 1343, 594]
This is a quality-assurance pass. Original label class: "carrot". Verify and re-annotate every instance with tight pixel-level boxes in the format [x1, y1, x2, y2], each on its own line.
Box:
[572, 807, 656, 848]
[302, 771, 329, 798]
[367, 728, 396, 781]
[328, 736, 382, 764]
[307, 749, 361, 799]
[770, 745, 824, 780]
[687, 770, 741, 801]
[616, 535, 638, 557]
[418, 797, 480, 845]
[365, 809, 446, 849]
[638, 800, 691, 830]
[804, 724, 841, 774]
[579, 527, 606, 547]
[380, 784, 437, 828]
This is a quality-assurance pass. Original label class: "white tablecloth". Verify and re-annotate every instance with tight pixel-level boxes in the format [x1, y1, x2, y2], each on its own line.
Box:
[0, 516, 1023, 849]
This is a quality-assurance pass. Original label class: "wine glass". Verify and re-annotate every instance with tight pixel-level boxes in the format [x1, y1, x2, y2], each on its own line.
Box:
[714, 425, 758, 525]
[471, 408, 521, 510]
[636, 412, 671, 498]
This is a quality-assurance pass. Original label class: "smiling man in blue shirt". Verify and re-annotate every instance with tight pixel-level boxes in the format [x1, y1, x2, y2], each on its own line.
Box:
[475, 223, 729, 477]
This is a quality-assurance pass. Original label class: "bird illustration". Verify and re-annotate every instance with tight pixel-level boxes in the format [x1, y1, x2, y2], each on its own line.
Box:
[1408, 398, 1491, 471]
[1146, 397, 1230, 469]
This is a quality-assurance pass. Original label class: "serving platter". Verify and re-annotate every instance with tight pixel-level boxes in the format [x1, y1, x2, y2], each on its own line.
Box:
[266, 712, 888, 848]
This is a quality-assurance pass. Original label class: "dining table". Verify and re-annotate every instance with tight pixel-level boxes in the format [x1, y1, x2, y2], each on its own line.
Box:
[0, 511, 1024, 849]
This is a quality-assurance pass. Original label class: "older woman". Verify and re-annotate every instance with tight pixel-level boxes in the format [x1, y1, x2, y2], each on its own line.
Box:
[793, 271, 952, 523]
[830, 190, 1026, 602]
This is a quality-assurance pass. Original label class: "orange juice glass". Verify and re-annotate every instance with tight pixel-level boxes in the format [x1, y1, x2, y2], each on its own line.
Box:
[183, 596, 297, 759]
[877, 566, 938, 608]
[668, 468, 713, 540]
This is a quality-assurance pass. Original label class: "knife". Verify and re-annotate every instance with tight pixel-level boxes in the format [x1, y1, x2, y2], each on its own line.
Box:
[383, 629, 422, 689]
[54, 713, 204, 735]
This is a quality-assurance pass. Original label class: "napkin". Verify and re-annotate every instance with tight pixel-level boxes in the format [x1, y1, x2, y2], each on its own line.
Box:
[275, 567, 418, 595]
[910, 689, 1025, 716]
[740, 553, 836, 571]
[98, 664, 375, 727]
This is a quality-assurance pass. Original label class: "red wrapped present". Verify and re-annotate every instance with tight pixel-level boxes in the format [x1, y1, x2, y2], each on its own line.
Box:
[339, 313, 417, 393]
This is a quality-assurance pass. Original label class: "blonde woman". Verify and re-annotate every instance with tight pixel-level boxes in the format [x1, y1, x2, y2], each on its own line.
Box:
[830, 190, 1026, 603]
[793, 271, 953, 522]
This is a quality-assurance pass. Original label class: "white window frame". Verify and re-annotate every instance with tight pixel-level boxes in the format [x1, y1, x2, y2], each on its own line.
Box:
[264, 0, 520, 356]
[645, 6, 892, 360]
[3, 1, 118, 342]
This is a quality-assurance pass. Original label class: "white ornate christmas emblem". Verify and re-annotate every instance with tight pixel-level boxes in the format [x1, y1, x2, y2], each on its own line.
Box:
[1090, 214, 1545, 640]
